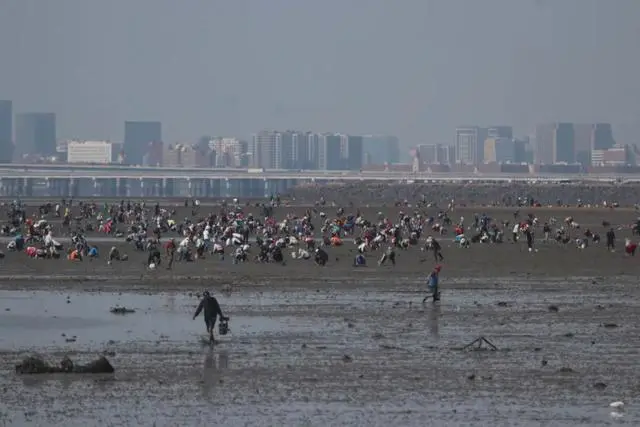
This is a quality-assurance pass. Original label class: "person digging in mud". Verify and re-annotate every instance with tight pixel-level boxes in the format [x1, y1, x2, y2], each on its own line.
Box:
[423, 265, 442, 304]
[108, 246, 120, 264]
[193, 290, 229, 343]
[378, 246, 396, 266]
[314, 248, 328, 266]
[147, 247, 161, 267]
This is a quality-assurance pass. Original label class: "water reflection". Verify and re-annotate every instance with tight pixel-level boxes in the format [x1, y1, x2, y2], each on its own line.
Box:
[201, 349, 230, 398]
[428, 305, 441, 338]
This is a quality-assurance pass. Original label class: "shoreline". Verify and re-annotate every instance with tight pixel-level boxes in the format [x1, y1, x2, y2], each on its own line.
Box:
[0, 271, 632, 292]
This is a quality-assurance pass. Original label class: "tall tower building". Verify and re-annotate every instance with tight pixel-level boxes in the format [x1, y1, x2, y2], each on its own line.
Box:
[318, 134, 342, 170]
[307, 133, 320, 169]
[592, 123, 615, 150]
[251, 130, 283, 169]
[15, 112, 57, 160]
[339, 134, 363, 170]
[124, 121, 162, 166]
[0, 100, 12, 163]
[455, 126, 488, 165]
[553, 123, 575, 163]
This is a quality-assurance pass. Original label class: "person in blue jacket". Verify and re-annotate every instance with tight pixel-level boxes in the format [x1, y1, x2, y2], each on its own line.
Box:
[422, 265, 442, 304]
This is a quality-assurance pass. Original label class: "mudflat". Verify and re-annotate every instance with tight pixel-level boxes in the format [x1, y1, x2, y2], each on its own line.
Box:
[0, 199, 639, 426]
[0, 205, 638, 288]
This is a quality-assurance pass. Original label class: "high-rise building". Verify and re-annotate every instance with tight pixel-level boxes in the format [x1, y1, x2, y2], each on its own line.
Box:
[513, 139, 528, 163]
[251, 130, 282, 169]
[318, 134, 342, 170]
[307, 133, 320, 169]
[15, 112, 57, 161]
[573, 123, 593, 166]
[444, 145, 455, 165]
[487, 126, 513, 139]
[290, 132, 310, 170]
[534, 123, 554, 165]
[124, 121, 162, 166]
[484, 138, 516, 163]
[535, 123, 576, 164]
[0, 100, 12, 163]
[553, 123, 575, 163]
[361, 135, 400, 165]
[340, 134, 363, 170]
[211, 138, 244, 168]
[279, 131, 297, 170]
[455, 126, 488, 165]
[592, 123, 615, 150]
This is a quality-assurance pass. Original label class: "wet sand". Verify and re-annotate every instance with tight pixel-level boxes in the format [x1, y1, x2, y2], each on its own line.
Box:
[1, 200, 639, 425]
[1, 285, 638, 426]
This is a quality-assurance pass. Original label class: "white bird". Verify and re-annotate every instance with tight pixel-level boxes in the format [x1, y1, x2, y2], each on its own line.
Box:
[609, 401, 624, 409]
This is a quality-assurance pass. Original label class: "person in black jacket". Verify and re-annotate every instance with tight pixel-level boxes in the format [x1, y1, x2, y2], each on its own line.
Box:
[193, 291, 229, 343]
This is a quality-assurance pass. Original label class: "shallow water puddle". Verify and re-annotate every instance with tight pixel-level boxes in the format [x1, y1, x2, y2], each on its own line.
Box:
[0, 291, 333, 351]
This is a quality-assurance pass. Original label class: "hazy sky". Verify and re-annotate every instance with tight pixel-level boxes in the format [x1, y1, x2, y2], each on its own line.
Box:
[1, 0, 639, 150]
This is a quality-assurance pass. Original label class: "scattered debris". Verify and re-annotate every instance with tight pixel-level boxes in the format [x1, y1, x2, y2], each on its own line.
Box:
[462, 336, 498, 351]
[110, 306, 136, 315]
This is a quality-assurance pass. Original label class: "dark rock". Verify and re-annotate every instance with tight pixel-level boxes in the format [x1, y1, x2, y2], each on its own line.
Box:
[593, 382, 607, 390]
[16, 355, 114, 374]
[548, 305, 559, 312]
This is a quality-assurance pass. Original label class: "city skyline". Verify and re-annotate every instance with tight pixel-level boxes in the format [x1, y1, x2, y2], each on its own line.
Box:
[1, 1, 639, 150]
[0, 101, 635, 171]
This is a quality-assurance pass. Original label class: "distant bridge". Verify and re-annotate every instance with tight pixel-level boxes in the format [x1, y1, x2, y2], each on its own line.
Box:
[0, 163, 637, 182]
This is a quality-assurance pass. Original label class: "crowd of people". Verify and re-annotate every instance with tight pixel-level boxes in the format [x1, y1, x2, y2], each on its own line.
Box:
[2, 197, 640, 316]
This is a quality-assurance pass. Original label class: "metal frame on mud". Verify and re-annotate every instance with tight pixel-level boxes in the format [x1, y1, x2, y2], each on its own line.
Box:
[462, 336, 498, 351]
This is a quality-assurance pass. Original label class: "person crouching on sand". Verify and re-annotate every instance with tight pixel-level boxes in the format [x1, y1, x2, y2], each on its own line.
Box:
[423, 265, 442, 304]
[624, 238, 637, 256]
[378, 246, 396, 266]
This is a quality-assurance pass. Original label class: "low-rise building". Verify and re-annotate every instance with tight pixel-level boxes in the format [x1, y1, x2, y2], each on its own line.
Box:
[66, 140, 113, 164]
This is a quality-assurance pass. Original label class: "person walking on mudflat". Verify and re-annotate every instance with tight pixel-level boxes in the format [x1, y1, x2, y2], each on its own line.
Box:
[423, 265, 442, 304]
[193, 291, 229, 343]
